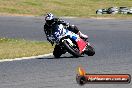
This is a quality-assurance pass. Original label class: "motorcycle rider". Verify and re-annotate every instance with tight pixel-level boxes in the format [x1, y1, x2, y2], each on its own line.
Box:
[44, 13, 88, 45]
[44, 13, 88, 58]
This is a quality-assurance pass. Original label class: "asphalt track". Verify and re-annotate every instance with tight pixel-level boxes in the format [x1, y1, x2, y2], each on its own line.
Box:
[0, 16, 132, 88]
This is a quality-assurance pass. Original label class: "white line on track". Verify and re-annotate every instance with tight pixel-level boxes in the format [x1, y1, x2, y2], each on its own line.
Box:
[0, 53, 53, 62]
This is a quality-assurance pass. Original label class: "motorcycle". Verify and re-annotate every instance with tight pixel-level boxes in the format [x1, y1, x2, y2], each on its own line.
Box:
[50, 24, 95, 58]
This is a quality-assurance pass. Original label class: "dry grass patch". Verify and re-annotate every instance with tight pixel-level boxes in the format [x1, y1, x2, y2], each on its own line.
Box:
[0, 38, 53, 59]
[0, 0, 132, 18]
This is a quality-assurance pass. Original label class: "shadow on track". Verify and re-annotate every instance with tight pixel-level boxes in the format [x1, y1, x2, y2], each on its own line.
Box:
[36, 56, 84, 60]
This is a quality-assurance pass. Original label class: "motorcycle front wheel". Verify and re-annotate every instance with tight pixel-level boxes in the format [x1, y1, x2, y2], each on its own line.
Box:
[63, 40, 81, 57]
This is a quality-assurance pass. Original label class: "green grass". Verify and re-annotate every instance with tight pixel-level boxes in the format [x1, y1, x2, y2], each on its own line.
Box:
[0, 38, 53, 59]
[0, 0, 132, 18]
[0, 0, 132, 59]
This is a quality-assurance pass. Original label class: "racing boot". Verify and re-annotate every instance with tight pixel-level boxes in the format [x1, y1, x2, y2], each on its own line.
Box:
[78, 31, 88, 41]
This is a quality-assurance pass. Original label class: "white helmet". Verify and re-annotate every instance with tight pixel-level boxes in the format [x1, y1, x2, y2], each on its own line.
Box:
[45, 13, 54, 25]
[45, 13, 54, 21]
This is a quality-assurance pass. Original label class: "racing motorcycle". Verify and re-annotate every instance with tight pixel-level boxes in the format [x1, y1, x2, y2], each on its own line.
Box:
[50, 24, 95, 58]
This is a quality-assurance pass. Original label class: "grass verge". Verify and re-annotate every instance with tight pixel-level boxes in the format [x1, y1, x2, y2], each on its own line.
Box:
[0, 38, 53, 59]
[0, 0, 132, 18]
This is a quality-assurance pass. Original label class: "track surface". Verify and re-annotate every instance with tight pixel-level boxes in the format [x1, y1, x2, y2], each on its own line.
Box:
[0, 16, 132, 88]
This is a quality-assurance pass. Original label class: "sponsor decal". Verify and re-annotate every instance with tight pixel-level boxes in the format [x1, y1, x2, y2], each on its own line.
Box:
[76, 67, 131, 85]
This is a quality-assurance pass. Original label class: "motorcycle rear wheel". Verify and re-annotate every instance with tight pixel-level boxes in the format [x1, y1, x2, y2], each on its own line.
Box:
[85, 45, 95, 56]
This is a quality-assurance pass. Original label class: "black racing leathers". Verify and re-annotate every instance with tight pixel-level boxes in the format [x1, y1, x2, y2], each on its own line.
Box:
[44, 18, 79, 43]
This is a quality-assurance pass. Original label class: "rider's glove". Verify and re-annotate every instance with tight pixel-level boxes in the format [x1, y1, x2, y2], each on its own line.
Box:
[65, 23, 70, 27]
[63, 23, 70, 29]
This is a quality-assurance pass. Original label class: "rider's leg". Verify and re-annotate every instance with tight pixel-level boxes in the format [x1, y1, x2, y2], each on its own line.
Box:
[68, 25, 88, 39]
[77, 31, 88, 39]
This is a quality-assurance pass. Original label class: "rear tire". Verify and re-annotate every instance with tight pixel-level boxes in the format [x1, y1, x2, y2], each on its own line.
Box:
[85, 45, 95, 56]
[63, 40, 81, 57]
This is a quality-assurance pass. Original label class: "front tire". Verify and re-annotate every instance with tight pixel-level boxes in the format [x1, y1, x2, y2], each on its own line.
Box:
[63, 40, 81, 57]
